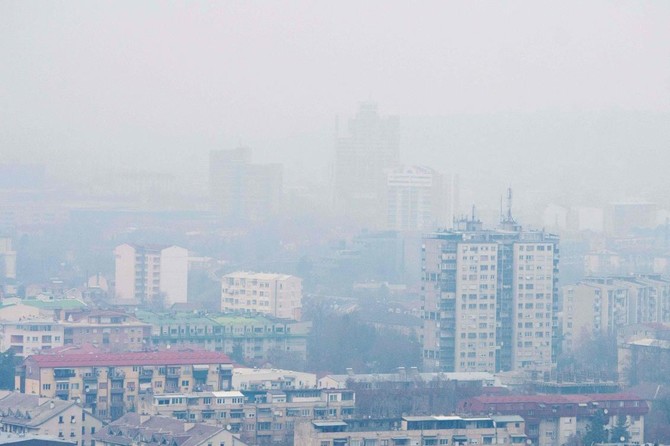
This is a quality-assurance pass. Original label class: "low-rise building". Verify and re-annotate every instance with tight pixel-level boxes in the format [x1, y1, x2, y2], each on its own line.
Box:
[294, 415, 526, 446]
[459, 393, 648, 446]
[0, 392, 103, 446]
[136, 311, 309, 365]
[232, 368, 316, 391]
[143, 388, 355, 446]
[221, 273, 302, 320]
[61, 311, 151, 352]
[16, 345, 233, 421]
[0, 318, 64, 357]
[93, 413, 247, 446]
[318, 369, 499, 389]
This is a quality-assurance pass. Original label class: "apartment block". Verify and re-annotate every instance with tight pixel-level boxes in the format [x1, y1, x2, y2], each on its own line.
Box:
[93, 413, 247, 446]
[422, 214, 559, 374]
[16, 346, 233, 421]
[221, 273, 302, 320]
[0, 392, 103, 446]
[61, 310, 152, 352]
[144, 388, 355, 446]
[562, 275, 670, 353]
[294, 415, 527, 446]
[460, 393, 648, 446]
[136, 311, 309, 363]
[114, 243, 188, 307]
[0, 319, 64, 357]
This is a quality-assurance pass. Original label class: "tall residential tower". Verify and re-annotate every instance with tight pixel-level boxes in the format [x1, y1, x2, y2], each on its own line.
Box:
[421, 201, 559, 374]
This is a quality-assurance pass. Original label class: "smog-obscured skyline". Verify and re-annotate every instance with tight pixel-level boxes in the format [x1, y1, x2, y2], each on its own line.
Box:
[2, 1, 670, 215]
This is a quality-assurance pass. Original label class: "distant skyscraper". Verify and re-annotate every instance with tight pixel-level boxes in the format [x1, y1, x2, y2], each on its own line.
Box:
[386, 165, 458, 232]
[421, 197, 559, 374]
[334, 103, 399, 227]
[114, 243, 188, 307]
[209, 147, 283, 224]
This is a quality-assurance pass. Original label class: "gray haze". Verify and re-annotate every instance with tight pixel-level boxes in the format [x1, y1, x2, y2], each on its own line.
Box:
[2, 1, 670, 215]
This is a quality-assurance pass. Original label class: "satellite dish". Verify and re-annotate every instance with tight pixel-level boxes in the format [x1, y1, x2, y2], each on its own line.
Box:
[226, 424, 232, 431]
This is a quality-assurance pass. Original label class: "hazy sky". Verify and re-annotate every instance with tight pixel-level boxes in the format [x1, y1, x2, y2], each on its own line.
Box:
[2, 1, 670, 208]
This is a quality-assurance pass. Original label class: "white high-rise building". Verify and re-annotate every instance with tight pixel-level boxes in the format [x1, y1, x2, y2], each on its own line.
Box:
[386, 165, 456, 231]
[114, 243, 188, 307]
[421, 212, 559, 374]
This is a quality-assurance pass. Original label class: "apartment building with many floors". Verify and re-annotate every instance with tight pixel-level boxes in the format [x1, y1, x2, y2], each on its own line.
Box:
[114, 244, 188, 307]
[16, 346, 233, 421]
[562, 275, 670, 352]
[221, 273, 302, 320]
[142, 388, 355, 446]
[422, 215, 559, 374]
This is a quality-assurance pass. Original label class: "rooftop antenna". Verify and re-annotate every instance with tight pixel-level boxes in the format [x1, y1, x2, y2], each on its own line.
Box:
[500, 194, 504, 223]
[471, 204, 476, 221]
[505, 187, 515, 223]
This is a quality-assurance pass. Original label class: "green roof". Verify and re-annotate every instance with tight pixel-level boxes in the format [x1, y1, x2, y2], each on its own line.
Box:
[134, 310, 282, 327]
[23, 299, 87, 310]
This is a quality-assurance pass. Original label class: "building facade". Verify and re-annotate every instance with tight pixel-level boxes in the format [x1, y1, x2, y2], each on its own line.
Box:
[562, 275, 670, 353]
[0, 393, 103, 446]
[16, 346, 233, 421]
[294, 415, 527, 446]
[221, 273, 302, 320]
[460, 393, 648, 446]
[385, 166, 447, 232]
[136, 311, 309, 364]
[422, 215, 559, 374]
[114, 244, 188, 307]
[144, 389, 355, 446]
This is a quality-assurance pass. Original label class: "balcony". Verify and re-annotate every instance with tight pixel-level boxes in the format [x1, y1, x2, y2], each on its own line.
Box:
[110, 387, 124, 394]
[109, 369, 125, 380]
[54, 369, 76, 380]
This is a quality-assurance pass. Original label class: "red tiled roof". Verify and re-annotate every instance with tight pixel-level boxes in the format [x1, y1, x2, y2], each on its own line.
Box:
[465, 392, 646, 406]
[25, 348, 232, 368]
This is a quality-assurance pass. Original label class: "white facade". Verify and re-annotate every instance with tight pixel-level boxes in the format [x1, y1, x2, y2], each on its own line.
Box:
[114, 243, 188, 306]
[231, 368, 317, 390]
[386, 165, 448, 231]
[221, 272, 302, 320]
[511, 243, 556, 371]
[454, 243, 498, 372]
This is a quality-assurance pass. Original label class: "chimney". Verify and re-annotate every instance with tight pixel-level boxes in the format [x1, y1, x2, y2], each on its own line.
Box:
[396, 367, 406, 379]
[409, 367, 419, 377]
[345, 368, 354, 376]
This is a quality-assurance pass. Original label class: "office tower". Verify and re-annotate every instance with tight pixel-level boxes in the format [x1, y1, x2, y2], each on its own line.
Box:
[114, 243, 188, 307]
[209, 147, 283, 224]
[334, 103, 399, 227]
[421, 198, 559, 373]
[221, 272, 303, 320]
[386, 165, 455, 232]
